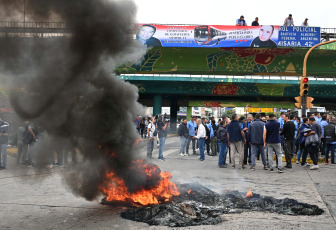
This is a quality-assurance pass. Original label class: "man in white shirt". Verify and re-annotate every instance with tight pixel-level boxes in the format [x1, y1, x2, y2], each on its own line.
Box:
[193, 118, 206, 161]
[284, 14, 294, 26]
[147, 117, 156, 159]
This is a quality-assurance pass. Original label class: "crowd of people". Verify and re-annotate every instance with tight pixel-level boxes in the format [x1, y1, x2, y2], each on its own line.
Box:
[0, 119, 77, 170]
[236, 14, 309, 27]
[144, 112, 335, 173]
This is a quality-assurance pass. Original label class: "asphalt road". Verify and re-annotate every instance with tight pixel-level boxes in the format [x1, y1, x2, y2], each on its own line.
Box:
[0, 136, 336, 230]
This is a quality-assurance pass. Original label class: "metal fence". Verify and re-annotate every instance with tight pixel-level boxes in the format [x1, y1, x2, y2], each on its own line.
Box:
[321, 28, 336, 41]
[0, 21, 69, 28]
[0, 22, 335, 41]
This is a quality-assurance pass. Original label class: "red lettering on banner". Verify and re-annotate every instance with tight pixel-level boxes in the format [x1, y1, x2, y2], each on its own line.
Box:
[212, 84, 238, 95]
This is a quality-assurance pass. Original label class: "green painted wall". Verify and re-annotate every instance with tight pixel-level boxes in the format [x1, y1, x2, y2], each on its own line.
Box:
[117, 47, 336, 77]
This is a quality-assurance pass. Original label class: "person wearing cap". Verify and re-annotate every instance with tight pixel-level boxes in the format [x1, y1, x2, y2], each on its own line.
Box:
[283, 14, 294, 26]
[301, 18, 309, 27]
[137, 24, 162, 47]
[236, 16, 247, 26]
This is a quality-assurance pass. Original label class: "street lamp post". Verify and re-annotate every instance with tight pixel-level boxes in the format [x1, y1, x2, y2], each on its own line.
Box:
[301, 40, 336, 116]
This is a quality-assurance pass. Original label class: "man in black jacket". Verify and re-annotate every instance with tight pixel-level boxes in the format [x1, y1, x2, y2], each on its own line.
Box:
[178, 119, 189, 156]
[248, 114, 267, 170]
[281, 114, 295, 168]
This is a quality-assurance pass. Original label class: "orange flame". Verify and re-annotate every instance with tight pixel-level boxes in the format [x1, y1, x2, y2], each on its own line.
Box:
[245, 189, 253, 198]
[100, 160, 180, 205]
[187, 189, 191, 194]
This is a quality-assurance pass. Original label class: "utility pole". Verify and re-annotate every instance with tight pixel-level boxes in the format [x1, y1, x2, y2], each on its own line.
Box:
[300, 40, 336, 117]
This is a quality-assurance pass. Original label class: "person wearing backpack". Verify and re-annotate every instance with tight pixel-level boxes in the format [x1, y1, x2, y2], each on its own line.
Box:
[177, 118, 189, 156]
[304, 117, 321, 170]
[147, 117, 156, 159]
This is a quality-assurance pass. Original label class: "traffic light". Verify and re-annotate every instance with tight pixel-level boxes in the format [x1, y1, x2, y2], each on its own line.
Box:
[294, 96, 302, 108]
[300, 77, 309, 96]
[306, 96, 314, 109]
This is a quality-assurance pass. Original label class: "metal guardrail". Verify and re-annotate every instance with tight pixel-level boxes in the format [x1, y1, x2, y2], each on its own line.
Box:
[119, 74, 336, 81]
[0, 21, 69, 28]
[321, 28, 336, 41]
[0, 22, 335, 41]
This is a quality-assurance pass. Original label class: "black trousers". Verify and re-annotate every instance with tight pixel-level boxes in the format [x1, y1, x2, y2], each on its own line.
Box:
[284, 139, 293, 167]
[301, 147, 309, 165]
[244, 142, 251, 164]
[205, 137, 210, 154]
[320, 138, 326, 155]
[307, 145, 319, 165]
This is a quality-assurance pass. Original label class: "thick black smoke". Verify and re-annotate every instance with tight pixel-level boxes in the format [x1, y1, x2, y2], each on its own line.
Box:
[0, 0, 151, 200]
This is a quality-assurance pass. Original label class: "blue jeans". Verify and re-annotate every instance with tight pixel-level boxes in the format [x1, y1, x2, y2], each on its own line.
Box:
[325, 143, 336, 164]
[179, 136, 187, 154]
[158, 137, 166, 159]
[0, 144, 7, 167]
[292, 137, 296, 155]
[251, 144, 266, 167]
[198, 138, 205, 160]
[297, 148, 303, 162]
[218, 142, 228, 166]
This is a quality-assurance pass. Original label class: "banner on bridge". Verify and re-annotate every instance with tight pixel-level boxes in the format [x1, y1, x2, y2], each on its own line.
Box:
[136, 24, 320, 48]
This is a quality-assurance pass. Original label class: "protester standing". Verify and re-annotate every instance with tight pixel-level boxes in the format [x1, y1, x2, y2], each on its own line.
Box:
[281, 114, 295, 169]
[243, 114, 253, 165]
[210, 119, 217, 156]
[305, 117, 322, 170]
[227, 114, 246, 169]
[217, 121, 228, 168]
[147, 117, 156, 159]
[263, 113, 283, 173]
[0, 119, 9, 169]
[194, 118, 206, 161]
[324, 118, 336, 165]
[298, 118, 310, 166]
[157, 116, 168, 161]
[186, 116, 197, 155]
[249, 114, 267, 170]
[178, 118, 189, 156]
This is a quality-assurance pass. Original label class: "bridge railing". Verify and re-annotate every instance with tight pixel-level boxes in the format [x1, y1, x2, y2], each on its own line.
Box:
[321, 28, 336, 41]
[0, 21, 69, 28]
[0, 22, 335, 41]
[119, 74, 336, 82]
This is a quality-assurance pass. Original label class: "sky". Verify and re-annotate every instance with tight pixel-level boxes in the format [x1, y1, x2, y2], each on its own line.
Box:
[133, 0, 336, 28]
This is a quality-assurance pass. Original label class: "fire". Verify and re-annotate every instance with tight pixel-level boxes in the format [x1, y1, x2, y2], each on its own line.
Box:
[100, 160, 180, 205]
[245, 189, 253, 198]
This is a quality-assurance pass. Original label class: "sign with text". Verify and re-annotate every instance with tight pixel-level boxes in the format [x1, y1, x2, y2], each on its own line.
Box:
[278, 26, 321, 47]
[136, 24, 320, 48]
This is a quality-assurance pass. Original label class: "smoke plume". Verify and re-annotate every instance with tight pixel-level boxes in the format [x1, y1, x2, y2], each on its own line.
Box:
[0, 0, 150, 200]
